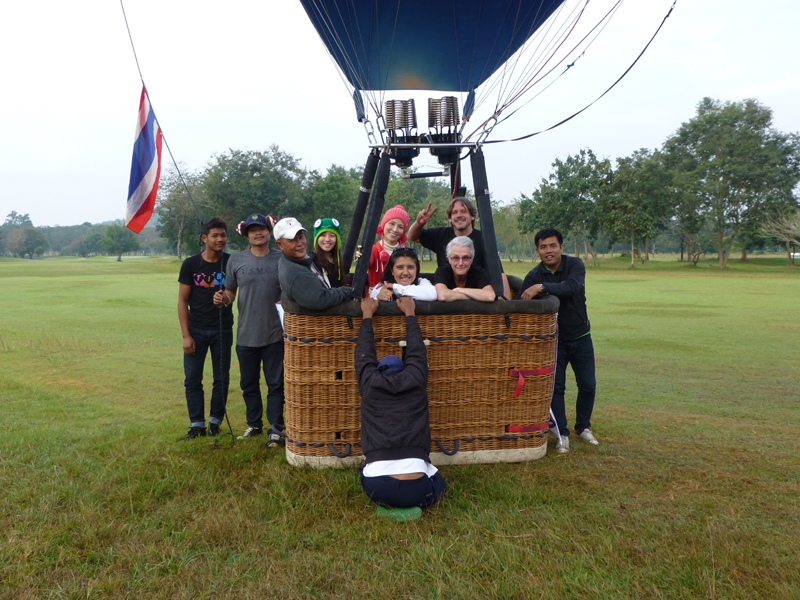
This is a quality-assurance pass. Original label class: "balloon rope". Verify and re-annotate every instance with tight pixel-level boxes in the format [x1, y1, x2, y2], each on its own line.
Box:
[484, 0, 676, 145]
[489, 0, 624, 130]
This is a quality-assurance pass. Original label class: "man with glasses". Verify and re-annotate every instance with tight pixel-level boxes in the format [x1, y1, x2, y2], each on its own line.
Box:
[433, 237, 496, 302]
[274, 217, 354, 310]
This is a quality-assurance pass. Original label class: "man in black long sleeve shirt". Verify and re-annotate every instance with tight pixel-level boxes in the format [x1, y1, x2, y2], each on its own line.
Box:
[355, 297, 446, 508]
[520, 228, 598, 454]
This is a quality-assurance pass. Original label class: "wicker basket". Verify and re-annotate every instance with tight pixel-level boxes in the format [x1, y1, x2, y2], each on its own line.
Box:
[283, 297, 558, 467]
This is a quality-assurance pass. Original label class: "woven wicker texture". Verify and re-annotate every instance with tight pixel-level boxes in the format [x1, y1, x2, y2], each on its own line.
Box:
[284, 311, 556, 459]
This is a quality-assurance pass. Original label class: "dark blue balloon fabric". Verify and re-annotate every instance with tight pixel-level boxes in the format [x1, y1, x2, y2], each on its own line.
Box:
[299, 0, 566, 91]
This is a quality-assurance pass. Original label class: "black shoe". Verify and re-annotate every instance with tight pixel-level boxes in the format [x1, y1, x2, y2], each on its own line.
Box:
[208, 423, 221, 437]
[266, 432, 286, 448]
[181, 427, 206, 441]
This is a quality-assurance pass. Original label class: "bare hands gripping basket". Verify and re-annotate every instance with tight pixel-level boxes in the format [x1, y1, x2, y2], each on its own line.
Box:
[282, 291, 560, 468]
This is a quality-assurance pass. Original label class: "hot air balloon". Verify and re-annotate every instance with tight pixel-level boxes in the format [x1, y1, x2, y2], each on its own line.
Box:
[298, 0, 674, 294]
[282, 0, 674, 467]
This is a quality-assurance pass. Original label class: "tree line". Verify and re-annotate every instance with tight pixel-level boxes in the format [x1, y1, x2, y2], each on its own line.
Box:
[4, 97, 798, 266]
[0, 212, 145, 261]
[518, 97, 800, 267]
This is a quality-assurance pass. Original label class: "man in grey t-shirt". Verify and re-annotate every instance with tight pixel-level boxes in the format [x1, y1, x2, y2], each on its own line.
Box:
[222, 213, 285, 447]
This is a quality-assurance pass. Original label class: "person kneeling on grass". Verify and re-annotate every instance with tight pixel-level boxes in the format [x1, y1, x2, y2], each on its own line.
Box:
[356, 297, 446, 508]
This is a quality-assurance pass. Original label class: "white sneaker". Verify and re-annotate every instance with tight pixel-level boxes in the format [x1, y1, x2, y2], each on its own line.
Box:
[555, 437, 569, 454]
[578, 429, 599, 445]
[237, 426, 263, 440]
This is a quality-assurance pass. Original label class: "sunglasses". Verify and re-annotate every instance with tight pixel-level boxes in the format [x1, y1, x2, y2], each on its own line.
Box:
[392, 247, 418, 257]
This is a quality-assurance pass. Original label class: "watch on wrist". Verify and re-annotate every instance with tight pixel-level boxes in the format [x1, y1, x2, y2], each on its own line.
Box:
[540, 283, 545, 294]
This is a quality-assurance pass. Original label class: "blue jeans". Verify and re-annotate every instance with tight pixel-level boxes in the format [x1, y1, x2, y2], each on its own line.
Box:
[360, 471, 447, 508]
[184, 326, 232, 428]
[236, 341, 285, 432]
[551, 333, 596, 437]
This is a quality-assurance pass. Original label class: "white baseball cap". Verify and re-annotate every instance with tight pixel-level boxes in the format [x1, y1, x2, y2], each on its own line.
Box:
[273, 217, 306, 241]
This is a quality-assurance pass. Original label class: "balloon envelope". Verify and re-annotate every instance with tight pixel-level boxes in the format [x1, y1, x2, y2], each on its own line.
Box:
[299, 0, 566, 92]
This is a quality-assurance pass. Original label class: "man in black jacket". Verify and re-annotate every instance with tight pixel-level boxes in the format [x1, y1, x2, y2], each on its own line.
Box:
[355, 297, 446, 508]
[520, 228, 598, 454]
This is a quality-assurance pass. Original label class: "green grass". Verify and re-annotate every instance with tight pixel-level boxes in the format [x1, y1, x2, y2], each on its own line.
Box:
[1, 255, 799, 599]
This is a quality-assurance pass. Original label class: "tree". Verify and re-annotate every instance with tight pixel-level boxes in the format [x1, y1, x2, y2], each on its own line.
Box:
[100, 225, 140, 261]
[202, 146, 311, 248]
[664, 98, 800, 268]
[6, 227, 48, 259]
[156, 166, 207, 260]
[61, 237, 89, 257]
[760, 211, 800, 266]
[41, 223, 93, 254]
[307, 165, 362, 240]
[84, 232, 103, 255]
[597, 149, 675, 266]
[493, 200, 533, 261]
[518, 149, 610, 265]
[1, 211, 34, 255]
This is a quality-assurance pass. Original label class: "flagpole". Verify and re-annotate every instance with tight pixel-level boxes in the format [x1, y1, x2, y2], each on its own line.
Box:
[119, 0, 205, 228]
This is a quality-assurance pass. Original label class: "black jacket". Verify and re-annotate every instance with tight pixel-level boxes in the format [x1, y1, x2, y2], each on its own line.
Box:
[356, 316, 431, 463]
[520, 254, 590, 341]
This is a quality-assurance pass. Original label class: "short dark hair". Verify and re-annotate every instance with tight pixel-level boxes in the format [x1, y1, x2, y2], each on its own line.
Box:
[446, 197, 477, 221]
[535, 228, 563, 246]
[202, 218, 228, 236]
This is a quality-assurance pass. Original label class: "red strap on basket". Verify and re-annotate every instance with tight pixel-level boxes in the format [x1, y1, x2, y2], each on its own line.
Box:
[509, 366, 556, 397]
[506, 422, 549, 433]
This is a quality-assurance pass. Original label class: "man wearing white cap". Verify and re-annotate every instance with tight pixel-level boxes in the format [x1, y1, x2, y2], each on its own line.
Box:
[273, 217, 354, 310]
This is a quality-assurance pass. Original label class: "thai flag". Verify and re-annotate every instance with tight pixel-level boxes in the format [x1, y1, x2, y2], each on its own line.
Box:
[125, 87, 163, 233]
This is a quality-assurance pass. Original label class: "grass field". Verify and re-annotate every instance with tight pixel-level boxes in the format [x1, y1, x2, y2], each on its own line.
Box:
[1, 255, 799, 599]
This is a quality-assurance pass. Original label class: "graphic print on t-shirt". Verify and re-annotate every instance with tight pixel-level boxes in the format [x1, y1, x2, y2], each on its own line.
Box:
[193, 271, 226, 288]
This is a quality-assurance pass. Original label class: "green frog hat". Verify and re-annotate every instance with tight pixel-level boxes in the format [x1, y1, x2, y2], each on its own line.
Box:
[313, 218, 342, 251]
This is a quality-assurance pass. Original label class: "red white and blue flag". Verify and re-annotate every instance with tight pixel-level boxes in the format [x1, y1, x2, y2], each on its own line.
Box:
[125, 87, 163, 233]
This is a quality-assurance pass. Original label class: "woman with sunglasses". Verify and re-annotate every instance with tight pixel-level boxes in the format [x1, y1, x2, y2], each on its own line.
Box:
[369, 247, 437, 302]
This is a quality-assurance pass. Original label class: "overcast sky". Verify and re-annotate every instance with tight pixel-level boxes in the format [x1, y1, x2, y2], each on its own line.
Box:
[1, 0, 798, 228]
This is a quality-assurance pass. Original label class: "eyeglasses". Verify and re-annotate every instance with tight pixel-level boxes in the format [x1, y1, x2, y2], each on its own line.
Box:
[449, 254, 472, 264]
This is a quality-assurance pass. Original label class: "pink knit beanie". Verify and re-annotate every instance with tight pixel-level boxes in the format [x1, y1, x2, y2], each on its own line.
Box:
[377, 205, 410, 244]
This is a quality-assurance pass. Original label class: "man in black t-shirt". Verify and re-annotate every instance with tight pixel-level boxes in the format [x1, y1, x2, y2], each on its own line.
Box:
[177, 218, 233, 441]
[433, 237, 496, 303]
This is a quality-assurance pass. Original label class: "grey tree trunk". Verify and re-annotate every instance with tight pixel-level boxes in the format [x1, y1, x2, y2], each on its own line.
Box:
[630, 230, 636, 267]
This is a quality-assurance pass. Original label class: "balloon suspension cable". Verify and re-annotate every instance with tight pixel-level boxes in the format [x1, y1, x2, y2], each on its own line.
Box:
[490, 0, 624, 130]
[119, 0, 205, 227]
[483, 0, 677, 145]
[465, 0, 586, 130]
[465, 0, 622, 142]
